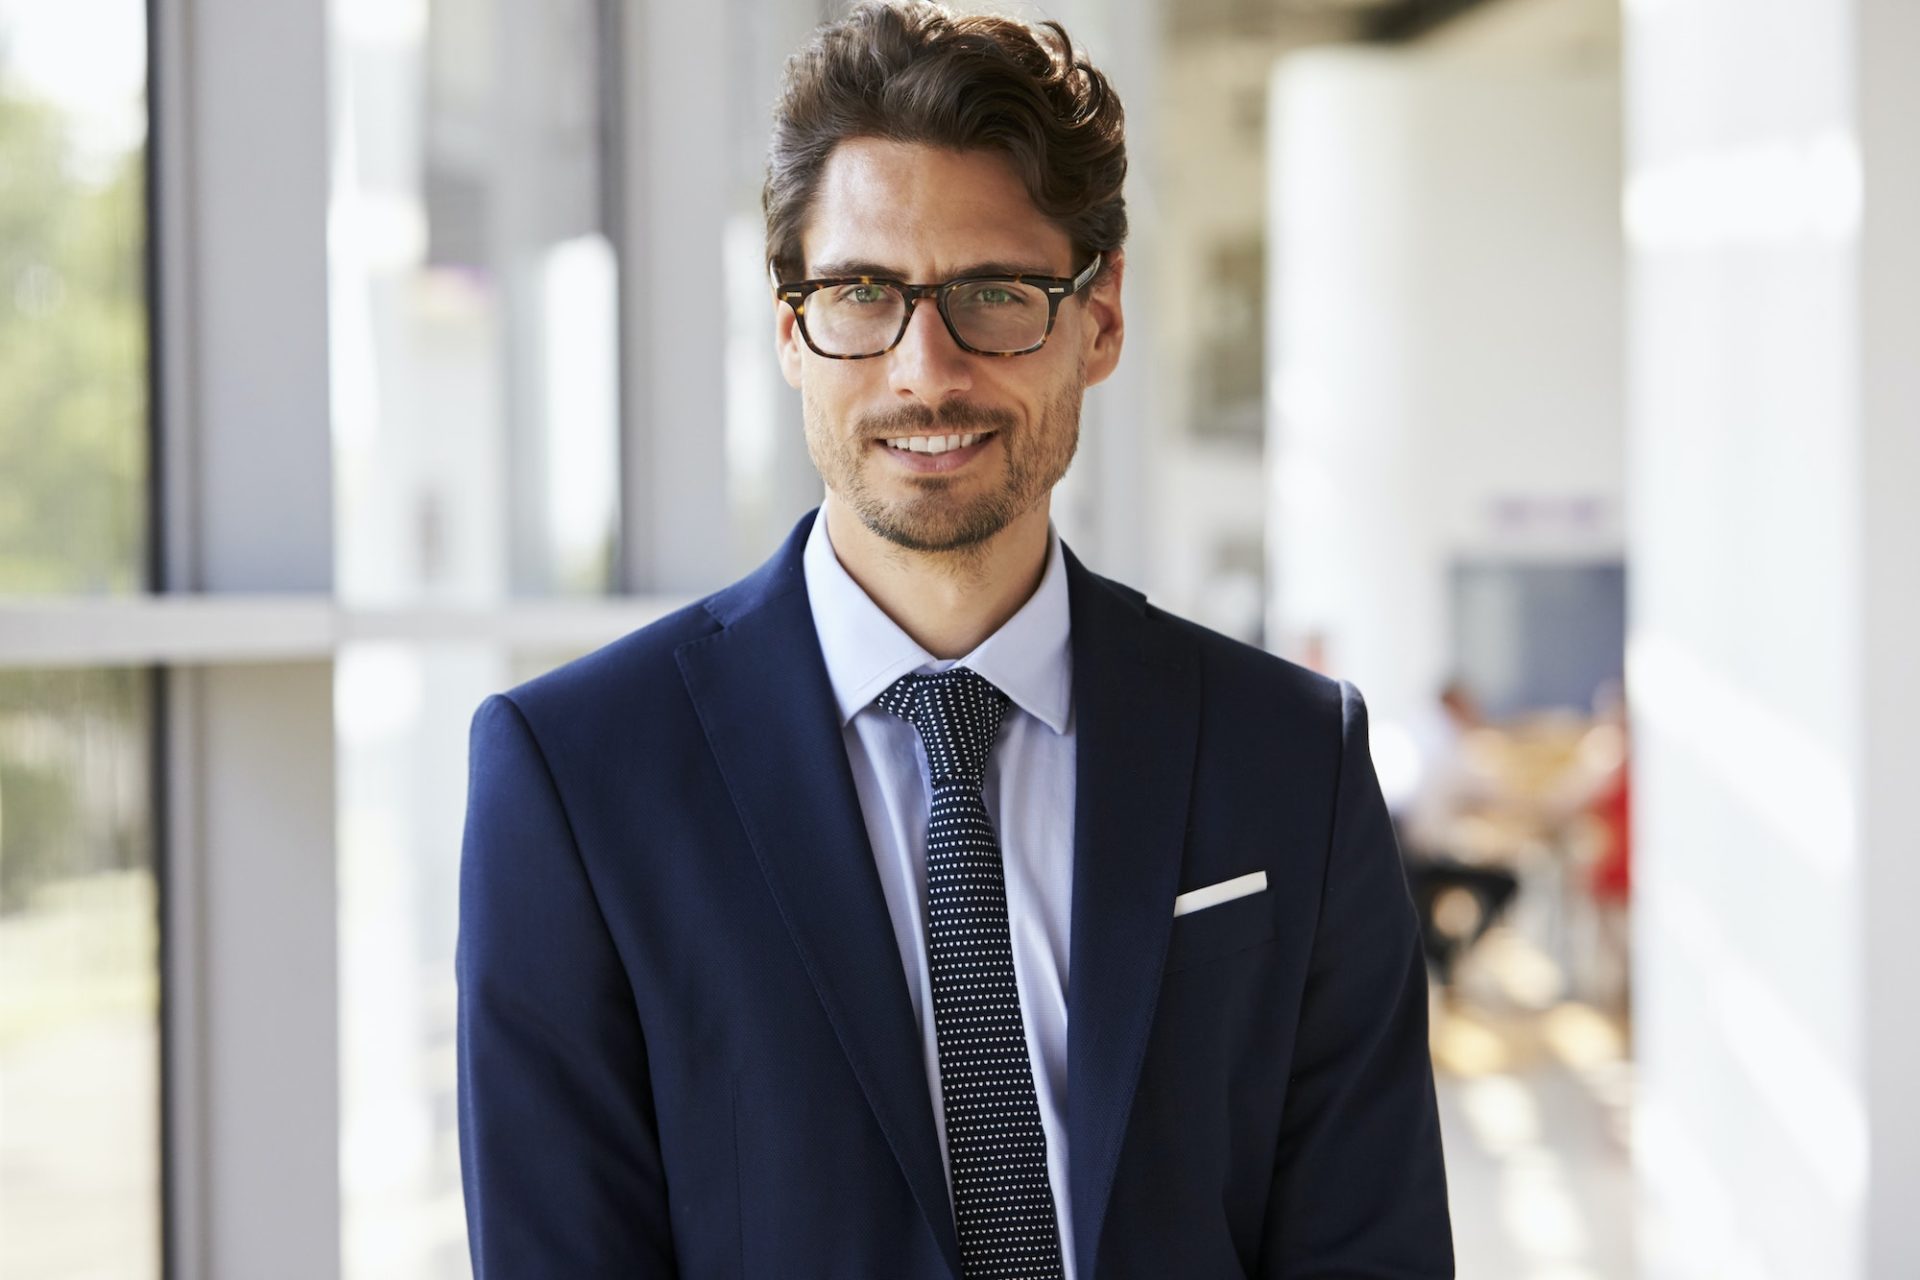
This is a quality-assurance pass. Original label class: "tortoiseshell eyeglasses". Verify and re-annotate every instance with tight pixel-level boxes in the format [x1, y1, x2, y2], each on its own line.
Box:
[772, 253, 1103, 359]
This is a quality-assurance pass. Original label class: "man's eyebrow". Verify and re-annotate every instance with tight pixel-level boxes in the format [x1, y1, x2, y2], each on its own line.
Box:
[949, 260, 1062, 279]
[804, 260, 904, 280]
[806, 258, 1063, 280]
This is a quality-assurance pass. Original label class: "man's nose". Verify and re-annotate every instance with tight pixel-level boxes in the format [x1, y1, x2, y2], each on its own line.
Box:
[887, 295, 973, 403]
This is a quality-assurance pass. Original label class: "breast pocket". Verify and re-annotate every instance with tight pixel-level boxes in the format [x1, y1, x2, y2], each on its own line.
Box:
[1163, 883, 1276, 973]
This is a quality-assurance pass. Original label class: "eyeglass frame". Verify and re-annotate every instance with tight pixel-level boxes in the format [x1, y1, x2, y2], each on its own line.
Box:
[771, 252, 1105, 359]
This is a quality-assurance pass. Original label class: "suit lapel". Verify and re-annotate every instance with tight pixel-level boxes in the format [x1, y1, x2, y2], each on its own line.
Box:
[1063, 546, 1200, 1277]
[675, 512, 964, 1279]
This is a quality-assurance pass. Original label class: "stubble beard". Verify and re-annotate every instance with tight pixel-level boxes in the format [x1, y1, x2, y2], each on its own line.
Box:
[808, 369, 1086, 557]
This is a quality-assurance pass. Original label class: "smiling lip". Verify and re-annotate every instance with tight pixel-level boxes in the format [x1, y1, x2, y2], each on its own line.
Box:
[872, 431, 998, 473]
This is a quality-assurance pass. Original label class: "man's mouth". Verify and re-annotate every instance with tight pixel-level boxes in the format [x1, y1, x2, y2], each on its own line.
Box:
[878, 431, 994, 456]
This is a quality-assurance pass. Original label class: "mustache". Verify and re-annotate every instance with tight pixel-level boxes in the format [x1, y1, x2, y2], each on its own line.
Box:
[859, 402, 1016, 439]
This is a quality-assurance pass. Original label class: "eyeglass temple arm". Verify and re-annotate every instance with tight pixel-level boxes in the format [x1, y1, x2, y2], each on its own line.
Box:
[768, 261, 784, 300]
[1068, 252, 1103, 293]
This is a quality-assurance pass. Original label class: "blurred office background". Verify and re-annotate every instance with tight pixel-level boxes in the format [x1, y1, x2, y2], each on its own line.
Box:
[1, 0, 1915, 1276]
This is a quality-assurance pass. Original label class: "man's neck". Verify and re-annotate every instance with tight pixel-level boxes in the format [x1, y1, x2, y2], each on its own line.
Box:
[822, 494, 1052, 661]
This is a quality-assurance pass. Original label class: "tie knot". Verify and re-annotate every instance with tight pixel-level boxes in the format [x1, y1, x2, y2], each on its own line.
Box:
[875, 666, 1010, 788]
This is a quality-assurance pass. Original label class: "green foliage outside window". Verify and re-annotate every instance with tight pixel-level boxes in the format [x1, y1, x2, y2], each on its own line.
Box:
[0, 80, 149, 595]
[0, 667, 151, 915]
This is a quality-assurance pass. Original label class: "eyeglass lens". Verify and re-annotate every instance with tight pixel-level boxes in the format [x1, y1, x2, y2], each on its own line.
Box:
[805, 280, 1051, 356]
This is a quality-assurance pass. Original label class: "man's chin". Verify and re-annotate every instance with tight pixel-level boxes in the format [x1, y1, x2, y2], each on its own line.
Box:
[857, 497, 1012, 555]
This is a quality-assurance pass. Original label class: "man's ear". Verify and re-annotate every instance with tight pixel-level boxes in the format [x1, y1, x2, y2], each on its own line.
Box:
[774, 295, 805, 389]
[1080, 249, 1125, 388]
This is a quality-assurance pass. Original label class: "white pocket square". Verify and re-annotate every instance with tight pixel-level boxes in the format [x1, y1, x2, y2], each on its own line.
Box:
[1172, 870, 1268, 917]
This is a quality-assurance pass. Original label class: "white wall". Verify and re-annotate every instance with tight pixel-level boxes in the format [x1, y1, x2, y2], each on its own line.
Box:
[1626, 0, 1920, 1274]
[1265, 40, 1623, 731]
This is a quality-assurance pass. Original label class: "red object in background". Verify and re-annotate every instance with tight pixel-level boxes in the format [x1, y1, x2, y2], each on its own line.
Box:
[1589, 762, 1631, 901]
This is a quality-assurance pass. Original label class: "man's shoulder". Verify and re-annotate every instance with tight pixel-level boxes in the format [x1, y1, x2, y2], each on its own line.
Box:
[1108, 591, 1359, 784]
[486, 593, 728, 734]
[1120, 582, 1345, 726]
[491, 512, 815, 732]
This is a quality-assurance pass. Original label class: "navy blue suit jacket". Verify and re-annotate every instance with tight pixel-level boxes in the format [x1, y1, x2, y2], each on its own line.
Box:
[458, 508, 1452, 1278]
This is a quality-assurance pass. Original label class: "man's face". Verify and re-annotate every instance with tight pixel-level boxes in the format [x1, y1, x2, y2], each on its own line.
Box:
[775, 138, 1124, 554]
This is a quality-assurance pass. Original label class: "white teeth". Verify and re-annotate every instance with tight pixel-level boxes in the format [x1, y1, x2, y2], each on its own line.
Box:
[883, 432, 988, 455]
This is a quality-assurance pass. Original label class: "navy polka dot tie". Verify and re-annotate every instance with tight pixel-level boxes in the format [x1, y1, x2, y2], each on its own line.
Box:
[875, 667, 1066, 1279]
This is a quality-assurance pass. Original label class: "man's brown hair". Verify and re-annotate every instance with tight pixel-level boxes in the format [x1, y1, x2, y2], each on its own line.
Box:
[763, 1, 1127, 282]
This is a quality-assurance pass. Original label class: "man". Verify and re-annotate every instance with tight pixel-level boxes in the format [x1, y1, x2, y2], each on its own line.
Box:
[457, 4, 1453, 1277]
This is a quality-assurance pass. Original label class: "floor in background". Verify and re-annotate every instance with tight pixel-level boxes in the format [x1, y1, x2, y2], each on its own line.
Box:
[1433, 927, 1637, 1280]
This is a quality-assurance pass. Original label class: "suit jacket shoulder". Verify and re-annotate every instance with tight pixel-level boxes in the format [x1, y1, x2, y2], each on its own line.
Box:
[1103, 573, 1354, 810]
[1154, 600, 1345, 727]
[498, 596, 717, 739]
[493, 512, 809, 748]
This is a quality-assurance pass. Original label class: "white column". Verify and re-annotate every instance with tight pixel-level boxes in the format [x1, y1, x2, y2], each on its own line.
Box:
[184, 663, 341, 1277]
[1624, 0, 1919, 1274]
[1859, 3, 1920, 1271]
[153, 0, 340, 1275]
[616, 0, 736, 592]
[1265, 47, 1623, 730]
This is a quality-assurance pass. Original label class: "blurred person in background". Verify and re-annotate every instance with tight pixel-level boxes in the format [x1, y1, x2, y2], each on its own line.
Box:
[1559, 679, 1632, 1013]
[457, 3, 1451, 1276]
[1395, 678, 1521, 990]
[1400, 678, 1500, 859]
[1587, 686, 1631, 990]
[1393, 674, 1632, 1014]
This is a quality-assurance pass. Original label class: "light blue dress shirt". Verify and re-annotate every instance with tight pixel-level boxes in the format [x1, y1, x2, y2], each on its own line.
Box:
[801, 508, 1078, 1274]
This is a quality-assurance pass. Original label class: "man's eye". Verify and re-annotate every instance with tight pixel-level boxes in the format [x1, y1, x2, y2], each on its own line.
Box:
[956, 284, 1027, 308]
[835, 284, 891, 305]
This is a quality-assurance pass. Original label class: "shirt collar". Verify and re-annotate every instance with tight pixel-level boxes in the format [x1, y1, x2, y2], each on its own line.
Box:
[802, 507, 1072, 734]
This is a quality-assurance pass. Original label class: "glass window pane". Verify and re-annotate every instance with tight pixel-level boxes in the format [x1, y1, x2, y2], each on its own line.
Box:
[337, 641, 584, 1280]
[0, 667, 161, 1278]
[329, 0, 620, 607]
[0, 2, 150, 596]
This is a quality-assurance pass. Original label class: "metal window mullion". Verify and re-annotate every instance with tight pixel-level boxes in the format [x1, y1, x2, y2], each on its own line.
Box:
[149, 0, 341, 1277]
